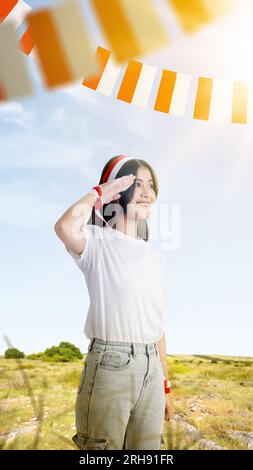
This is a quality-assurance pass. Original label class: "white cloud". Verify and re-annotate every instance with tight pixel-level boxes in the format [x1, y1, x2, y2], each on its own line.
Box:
[0, 101, 33, 129]
[48, 106, 67, 123]
[0, 132, 96, 175]
[0, 179, 63, 228]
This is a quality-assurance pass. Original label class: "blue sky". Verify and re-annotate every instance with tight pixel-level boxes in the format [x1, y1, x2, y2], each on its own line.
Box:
[1, 0, 253, 357]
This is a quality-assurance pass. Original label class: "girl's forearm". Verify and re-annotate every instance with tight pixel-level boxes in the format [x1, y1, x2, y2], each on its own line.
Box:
[54, 191, 96, 237]
[156, 332, 169, 380]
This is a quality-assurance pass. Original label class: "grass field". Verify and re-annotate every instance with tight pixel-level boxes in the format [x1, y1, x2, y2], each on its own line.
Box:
[0, 354, 252, 450]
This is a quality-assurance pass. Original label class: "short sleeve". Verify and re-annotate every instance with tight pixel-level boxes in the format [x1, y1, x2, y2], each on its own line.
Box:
[65, 224, 103, 272]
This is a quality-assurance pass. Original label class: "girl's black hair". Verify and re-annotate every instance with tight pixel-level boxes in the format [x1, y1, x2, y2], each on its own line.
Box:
[87, 157, 159, 241]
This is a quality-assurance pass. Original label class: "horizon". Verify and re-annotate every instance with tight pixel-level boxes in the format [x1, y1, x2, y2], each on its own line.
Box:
[1, 0, 253, 358]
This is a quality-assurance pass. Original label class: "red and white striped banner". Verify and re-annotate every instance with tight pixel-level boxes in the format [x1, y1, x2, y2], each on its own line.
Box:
[83, 47, 248, 125]
[0, 0, 247, 124]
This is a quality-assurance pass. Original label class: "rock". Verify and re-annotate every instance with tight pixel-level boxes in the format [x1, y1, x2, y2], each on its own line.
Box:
[172, 414, 201, 439]
[190, 406, 197, 412]
[0, 424, 36, 442]
[171, 414, 226, 449]
[229, 431, 253, 449]
[198, 439, 225, 450]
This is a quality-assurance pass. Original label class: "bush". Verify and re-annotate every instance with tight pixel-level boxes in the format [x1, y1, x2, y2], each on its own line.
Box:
[59, 342, 83, 358]
[5, 348, 25, 359]
[42, 342, 83, 362]
[26, 353, 44, 360]
[4, 342, 83, 363]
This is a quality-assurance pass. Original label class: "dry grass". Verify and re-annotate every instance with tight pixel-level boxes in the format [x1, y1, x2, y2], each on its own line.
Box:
[0, 353, 252, 450]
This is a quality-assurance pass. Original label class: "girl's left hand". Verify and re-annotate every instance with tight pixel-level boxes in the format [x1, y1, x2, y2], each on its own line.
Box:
[164, 393, 174, 421]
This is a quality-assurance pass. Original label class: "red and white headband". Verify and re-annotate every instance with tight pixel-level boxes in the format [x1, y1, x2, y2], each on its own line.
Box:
[101, 155, 134, 183]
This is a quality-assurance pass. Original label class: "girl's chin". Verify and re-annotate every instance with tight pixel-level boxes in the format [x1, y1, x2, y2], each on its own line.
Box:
[136, 208, 151, 219]
[136, 205, 151, 211]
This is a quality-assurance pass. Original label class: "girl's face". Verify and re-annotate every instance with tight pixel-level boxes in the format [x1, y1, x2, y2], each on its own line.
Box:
[128, 166, 157, 220]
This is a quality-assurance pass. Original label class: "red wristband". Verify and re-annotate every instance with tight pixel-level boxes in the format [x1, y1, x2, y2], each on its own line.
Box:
[164, 379, 171, 394]
[92, 185, 103, 210]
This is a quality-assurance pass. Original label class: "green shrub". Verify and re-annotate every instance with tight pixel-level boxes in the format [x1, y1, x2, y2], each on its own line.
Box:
[4, 348, 25, 359]
[5, 342, 83, 363]
[42, 342, 83, 362]
[26, 353, 44, 360]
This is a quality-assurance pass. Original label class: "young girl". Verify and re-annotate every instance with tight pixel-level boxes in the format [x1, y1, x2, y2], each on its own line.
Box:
[54, 155, 174, 450]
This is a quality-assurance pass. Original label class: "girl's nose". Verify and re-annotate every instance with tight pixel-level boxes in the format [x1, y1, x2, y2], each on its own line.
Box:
[141, 187, 148, 198]
[141, 188, 152, 201]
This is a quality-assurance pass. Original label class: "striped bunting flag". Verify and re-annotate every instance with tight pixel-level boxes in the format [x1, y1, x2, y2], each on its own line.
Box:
[19, 26, 35, 56]
[83, 47, 248, 124]
[0, 1, 35, 56]
[130, 63, 157, 108]
[193, 77, 213, 120]
[91, 0, 168, 63]
[83, 47, 121, 96]
[194, 77, 248, 124]
[0, 22, 33, 101]
[0, 0, 31, 28]
[170, 0, 235, 33]
[208, 78, 233, 124]
[154, 69, 191, 116]
[117, 59, 157, 108]
[27, 0, 99, 88]
[0, 0, 248, 126]
[232, 81, 248, 124]
[0, 1, 36, 61]
[0, 0, 19, 22]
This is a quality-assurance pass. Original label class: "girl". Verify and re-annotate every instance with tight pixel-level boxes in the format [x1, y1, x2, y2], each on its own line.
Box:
[54, 155, 174, 450]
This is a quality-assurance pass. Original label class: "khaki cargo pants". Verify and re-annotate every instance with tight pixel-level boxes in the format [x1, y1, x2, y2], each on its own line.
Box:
[72, 337, 165, 450]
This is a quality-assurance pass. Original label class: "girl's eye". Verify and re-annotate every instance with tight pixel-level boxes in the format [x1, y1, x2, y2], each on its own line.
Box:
[134, 181, 154, 189]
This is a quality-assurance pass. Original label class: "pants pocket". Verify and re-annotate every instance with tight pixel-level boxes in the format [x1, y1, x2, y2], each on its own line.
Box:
[72, 432, 108, 450]
[98, 351, 132, 371]
[77, 362, 87, 394]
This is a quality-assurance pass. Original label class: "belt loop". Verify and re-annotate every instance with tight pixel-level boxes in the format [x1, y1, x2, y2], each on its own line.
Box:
[88, 337, 95, 352]
[131, 343, 136, 358]
[146, 343, 155, 356]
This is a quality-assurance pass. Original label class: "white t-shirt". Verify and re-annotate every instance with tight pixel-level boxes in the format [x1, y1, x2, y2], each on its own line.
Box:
[65, 224, 168, 343]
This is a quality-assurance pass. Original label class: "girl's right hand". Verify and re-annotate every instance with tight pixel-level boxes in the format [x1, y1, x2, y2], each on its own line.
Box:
[98, 174, 136, 204]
